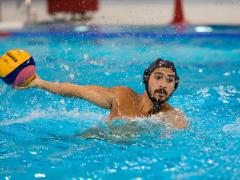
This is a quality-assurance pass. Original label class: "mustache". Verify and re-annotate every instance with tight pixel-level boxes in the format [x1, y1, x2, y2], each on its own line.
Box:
[155, 88, 168, 96]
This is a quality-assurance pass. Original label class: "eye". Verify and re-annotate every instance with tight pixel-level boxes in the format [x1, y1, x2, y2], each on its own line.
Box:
[167, 77, 174, 83]
[154, 75, 163, 80]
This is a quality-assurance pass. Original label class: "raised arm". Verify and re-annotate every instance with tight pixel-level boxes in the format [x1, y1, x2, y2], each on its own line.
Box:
[18, 75, 115, 109]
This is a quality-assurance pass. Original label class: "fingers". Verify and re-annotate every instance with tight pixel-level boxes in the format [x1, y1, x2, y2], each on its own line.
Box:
[13, 74, 39, 90]
[13, 85, 31, 90]
[13, 73, 42, 90]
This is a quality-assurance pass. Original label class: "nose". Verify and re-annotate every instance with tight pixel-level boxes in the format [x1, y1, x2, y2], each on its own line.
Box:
[158, 78, 168, 88]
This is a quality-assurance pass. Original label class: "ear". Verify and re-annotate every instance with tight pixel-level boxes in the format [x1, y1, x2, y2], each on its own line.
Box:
[175, 75, 179, 89]
[143, 69, 149, 84]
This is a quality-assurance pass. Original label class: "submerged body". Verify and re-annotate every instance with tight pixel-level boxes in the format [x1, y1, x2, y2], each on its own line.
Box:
[108, 86, 186, 129]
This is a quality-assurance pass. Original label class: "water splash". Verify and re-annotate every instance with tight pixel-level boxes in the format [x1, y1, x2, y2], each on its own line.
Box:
[0, 108, 105, 126]
[223, 118, 240, 134]
[0, 110, 48, 126]
[79, 114, 174, 143]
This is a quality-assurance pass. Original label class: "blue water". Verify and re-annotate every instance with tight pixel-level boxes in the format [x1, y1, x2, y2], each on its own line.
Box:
[0, 24, 240, 179]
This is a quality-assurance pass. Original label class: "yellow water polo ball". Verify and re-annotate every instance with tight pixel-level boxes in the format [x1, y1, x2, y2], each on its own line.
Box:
[0, 49, 36, 87]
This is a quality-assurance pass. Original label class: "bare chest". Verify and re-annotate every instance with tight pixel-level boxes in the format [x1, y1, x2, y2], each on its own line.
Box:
[109, 94, 145, 119]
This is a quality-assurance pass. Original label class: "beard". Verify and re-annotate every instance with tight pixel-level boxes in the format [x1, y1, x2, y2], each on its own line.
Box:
[145, 85, 172, 114]
[152, 88, 168, 103]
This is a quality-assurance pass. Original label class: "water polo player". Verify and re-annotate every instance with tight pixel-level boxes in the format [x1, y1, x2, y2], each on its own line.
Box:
[16, 58, 187, 129]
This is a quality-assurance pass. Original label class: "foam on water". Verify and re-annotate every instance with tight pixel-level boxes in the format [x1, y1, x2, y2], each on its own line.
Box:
[0, 108, 105, 126]
[223, 118, 240, 134]
[0, 110, 47, 126]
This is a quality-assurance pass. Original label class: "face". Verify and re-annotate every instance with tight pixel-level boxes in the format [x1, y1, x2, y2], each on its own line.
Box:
[147, 67, 176, 102]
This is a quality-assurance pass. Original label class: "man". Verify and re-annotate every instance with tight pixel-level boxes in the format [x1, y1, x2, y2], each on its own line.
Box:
[18, 58, 187, 129]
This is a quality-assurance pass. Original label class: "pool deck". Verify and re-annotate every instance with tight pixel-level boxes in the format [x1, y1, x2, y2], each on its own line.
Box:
[0, 0, 240, 28]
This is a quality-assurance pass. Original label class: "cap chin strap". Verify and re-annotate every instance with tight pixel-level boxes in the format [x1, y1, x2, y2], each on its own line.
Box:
[145, 83, 175, 115]
[145, 83, 165, 114]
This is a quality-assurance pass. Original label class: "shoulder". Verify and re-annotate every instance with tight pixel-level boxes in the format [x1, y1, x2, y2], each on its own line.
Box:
[166, 104, 182, 114]
[111, 86, 139, 101]
[112, 86, 137, 94]
[162, 104, 188, 129]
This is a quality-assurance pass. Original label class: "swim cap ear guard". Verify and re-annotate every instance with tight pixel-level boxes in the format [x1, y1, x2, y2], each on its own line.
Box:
[143, 58, 179, 113]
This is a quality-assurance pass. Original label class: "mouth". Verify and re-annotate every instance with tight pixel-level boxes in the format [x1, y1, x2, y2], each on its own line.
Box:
[154, 92, 167, 100]
[155, 89, 167, 95]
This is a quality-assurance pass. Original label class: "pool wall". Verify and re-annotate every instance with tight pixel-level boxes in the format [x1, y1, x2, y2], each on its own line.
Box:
[0, 0, 240, 25]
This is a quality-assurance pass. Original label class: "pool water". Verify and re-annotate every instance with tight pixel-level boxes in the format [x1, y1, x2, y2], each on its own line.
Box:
[0, 24, 240, 179]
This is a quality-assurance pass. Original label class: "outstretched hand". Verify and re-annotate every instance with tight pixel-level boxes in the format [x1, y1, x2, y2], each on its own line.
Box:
[14, 74, 41, 90]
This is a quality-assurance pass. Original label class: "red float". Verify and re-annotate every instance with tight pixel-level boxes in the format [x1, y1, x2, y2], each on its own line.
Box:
[48, 0, 98, 14]
[171, 0, 187, 25]
[0, 31, 10, 37]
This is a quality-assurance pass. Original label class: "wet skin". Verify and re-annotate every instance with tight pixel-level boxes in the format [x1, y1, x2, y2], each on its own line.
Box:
[16, 67, 187, 129]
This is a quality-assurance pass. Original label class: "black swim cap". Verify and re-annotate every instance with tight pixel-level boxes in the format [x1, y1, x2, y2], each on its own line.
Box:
[143, 58, 179, 89]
